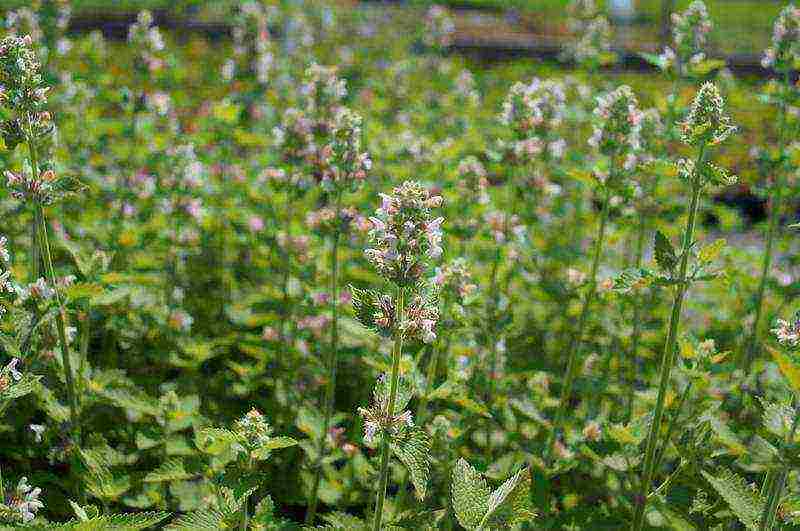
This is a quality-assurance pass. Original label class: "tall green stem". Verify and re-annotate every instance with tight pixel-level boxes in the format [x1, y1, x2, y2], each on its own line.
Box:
[631, 143, 707, 531]
[759, 399, 800, 530]
[36, 204, 79, 443]
[372, 285, 406, 531]
[25, 128, 79, 445]
[547, 182, 612, 461]
[306, 192, 342, 524]
[743, 71, 790, 373]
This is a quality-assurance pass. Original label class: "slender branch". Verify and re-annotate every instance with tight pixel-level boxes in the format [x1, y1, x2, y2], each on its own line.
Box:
[631, 143, 707, 531]
[372, 285, 406, 531]
[547, 181, 613, 462]
[307, 191, 343, 524]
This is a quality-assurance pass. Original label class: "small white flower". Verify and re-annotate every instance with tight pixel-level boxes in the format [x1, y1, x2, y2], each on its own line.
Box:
[29, 424, 44, 443]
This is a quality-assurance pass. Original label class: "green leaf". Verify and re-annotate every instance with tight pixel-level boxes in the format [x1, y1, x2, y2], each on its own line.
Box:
[482, 466, 535, 529]
[374, 373, 413, 416]
[698, 239, 726, 263]
[768, 346, 800, 394]
[390, 426, 432, 500]
[452, 459, 491, 530]
[350, 285, 380, 333]
[654, 231, 678, 274]
[165, 508, 230, 530]
[701, 468, 763, 530]
[143, 459, 197, 483]
[319, 511, 367, 529]
[194, 427, 240, 455]
[639, 52, 668, 70]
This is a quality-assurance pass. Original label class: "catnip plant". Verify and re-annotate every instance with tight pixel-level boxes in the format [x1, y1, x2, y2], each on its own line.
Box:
[352, 181, 442, 530]
[306, 106, 371, 524]
[1, 35, 80, 447]
[631, 81, 737, 530]
[548, 85, 642, 461]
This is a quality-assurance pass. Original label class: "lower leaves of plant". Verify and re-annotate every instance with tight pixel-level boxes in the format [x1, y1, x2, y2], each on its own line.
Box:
[450, 458, 535, 530]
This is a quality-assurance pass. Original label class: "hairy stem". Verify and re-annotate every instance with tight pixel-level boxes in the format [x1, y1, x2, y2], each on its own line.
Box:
[372, 285, 406, 531]
[547, 182, 612, 461]
[307, 191, 343, 524]
[631, 143, 707, 531]
[25, 126, 80, 446]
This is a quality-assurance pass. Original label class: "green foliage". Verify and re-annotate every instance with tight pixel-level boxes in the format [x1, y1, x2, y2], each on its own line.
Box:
[701, 468, 764, 530]
[451, 459, 535, 530]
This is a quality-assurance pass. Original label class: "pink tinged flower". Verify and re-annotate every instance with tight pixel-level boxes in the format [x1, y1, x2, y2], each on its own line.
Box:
[369, 217, 385, 232]
[248, 216, 265, 233]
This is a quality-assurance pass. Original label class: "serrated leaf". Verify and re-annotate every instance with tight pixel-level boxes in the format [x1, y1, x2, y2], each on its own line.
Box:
[195, 427, 241, 455]
[483, 466, 535, 528]
[350, 285, 380, 333]
[165, 508, 230, 530]
[612, 268, 656, 293]
[0, 373, 40, 401]
[654, 231, 678, 274]
[390, 426, 431, 500]
[701, 468, 763, 530]
[374, 373, 413, 416]
[452, 459, 491, 530]
[143, 459, 197, 483]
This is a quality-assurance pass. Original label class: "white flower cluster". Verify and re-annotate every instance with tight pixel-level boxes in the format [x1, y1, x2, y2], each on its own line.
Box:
[365, 181, 444, 285]
[300, 63, 347, 123]
[128, 10, 165, 73]
[573, 16, 613, 66]
[358, 374, 414, 444]
[500, 78, 568, 161]
[629, 107, 664, 170]
[658, 1, 712, 75]
[762, 4, 800, 71]
[5, 476, 43, 523]
[773, 313, 800, 347]
[225, 1, 276, 84]
[588, 85, 642, 168]
[423, 5, 456, 49]
[679, 81, 736, 147]
[456, 156, 490, 204]
[318, 108, 371, 191]
[0, 235, 10, 305]
[234, 408, 274, 450]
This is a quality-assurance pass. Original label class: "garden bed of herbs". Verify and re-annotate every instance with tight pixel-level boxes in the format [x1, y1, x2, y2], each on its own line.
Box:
[0, 1, 800, 530]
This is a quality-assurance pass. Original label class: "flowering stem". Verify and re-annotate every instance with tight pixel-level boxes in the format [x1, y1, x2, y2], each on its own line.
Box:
[759, 398, 800, 530]
[546, 181, 612, 462]
[372, 285, 406, 531]
[306, 191, 342, 524]
[36, 202, 80, 444]
[25, 127, 80, 446]
[631, 142, 707, 531]
[742, 71, 790, 373]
